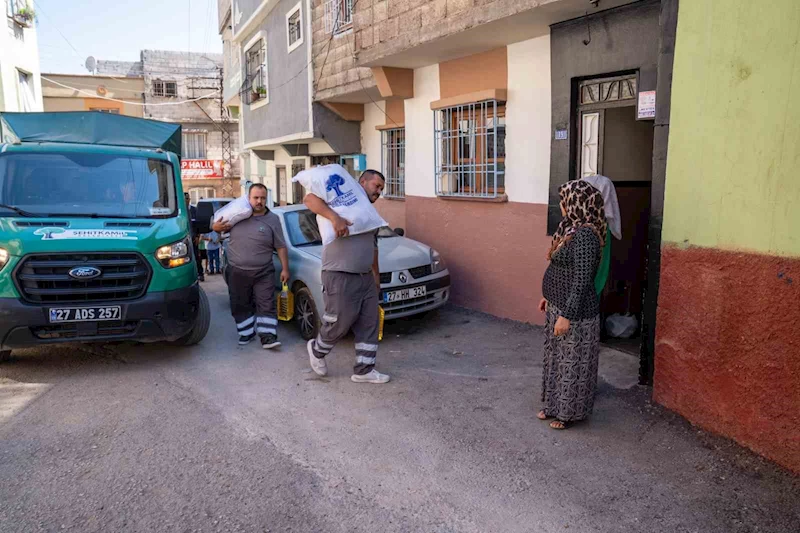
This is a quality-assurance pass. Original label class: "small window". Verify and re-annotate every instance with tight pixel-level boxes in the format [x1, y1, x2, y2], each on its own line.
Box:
[286, 3, 303, 53]
[152, 80, 177, 98]
[189, 188, 216, 205]
[245, 39, 268, 105]
[16, 70, 35, 112]
[381, 128, 405, 199]
[323, 0, 352, 35]
[183, 132, 207, 159]
[434, 100, 506, 198]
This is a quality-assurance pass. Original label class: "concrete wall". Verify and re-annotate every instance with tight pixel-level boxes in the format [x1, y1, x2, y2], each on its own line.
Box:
[0, 8, 43, 113]
[41, 75, 145, 117]
[654, 0, 800, 474]
[311, 0, 374, 101]
[240, 0, 312, 146]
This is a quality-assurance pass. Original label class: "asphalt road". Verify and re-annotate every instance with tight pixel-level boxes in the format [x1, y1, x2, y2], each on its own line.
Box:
[1, 277, 798, 533]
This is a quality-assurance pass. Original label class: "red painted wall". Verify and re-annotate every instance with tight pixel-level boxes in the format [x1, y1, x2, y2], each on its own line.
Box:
[375, 198, 406, 232]
[654, 245, 800, 473]
[405, 196, 551, 325]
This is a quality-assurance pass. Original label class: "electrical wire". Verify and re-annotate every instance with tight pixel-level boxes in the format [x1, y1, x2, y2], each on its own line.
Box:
[41, 75, 219, 106]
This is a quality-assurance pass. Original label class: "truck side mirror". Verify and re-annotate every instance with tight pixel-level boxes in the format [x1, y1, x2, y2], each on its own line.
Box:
[394, 228, 405, 237]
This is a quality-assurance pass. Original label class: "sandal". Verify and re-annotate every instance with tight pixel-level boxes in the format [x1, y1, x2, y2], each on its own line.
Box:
[549, 420, 570, 430]
[537, 410, 550, 421]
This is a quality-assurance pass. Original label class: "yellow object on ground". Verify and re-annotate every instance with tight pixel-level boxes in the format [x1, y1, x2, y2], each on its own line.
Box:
[378, 305, 385, 341]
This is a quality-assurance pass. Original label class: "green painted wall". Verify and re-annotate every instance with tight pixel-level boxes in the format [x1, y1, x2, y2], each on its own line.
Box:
[663, 0, 800, 256]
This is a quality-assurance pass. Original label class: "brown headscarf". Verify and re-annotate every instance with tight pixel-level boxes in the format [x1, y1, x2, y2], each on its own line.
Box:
[547, 180, 607, 260]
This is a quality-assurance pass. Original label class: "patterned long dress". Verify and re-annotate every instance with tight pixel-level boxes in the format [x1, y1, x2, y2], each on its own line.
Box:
[541, 227, 601, 422]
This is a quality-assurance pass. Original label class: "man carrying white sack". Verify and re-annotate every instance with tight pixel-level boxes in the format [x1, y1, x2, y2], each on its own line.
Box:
[302, 168, 390, 384]
[213, 184, 290, 349]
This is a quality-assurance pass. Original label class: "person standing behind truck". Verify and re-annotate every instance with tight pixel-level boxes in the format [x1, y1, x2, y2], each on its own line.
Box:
[213, 184, 289, 349]
[304, 169, 390, 384]
[185, 193, 205, 282]
[204, 230, 222, 275]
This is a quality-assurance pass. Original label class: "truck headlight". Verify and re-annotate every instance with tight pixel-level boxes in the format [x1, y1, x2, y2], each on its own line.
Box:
[0, 248, 8, 271]
[431, 248, 446, 274]
[156, 238, 192, 268]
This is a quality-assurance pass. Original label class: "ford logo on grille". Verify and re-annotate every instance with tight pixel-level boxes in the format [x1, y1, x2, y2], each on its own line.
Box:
[68, 266, 102, 280]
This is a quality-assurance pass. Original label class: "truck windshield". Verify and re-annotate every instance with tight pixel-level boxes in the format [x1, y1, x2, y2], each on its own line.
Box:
[0, 152, 177, 218]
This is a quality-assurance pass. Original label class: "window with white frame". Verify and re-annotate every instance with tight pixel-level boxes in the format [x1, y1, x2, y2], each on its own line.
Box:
[189, 187, 216, 204]
[286, 2, 303, 53]
[183, 132, 207, 159]
[152, 80, 177, 98]
[434, 100, 506, 198]
[245, 39, 268, 104]
[16, 69, 35, 112]
[323, 0, 352, 35]
[381, 128, 405, 198]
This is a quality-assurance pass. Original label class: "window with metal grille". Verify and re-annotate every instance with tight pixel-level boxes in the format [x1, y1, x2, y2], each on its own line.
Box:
[287, 3, 303, 52]
[245, 39, 267, 104]
[434, 100, 505, 198]
[323, 0, 352, 34]
[183, 132, 207, 159]
[152, 80, 177, 98]
[381, 128, 405, 198]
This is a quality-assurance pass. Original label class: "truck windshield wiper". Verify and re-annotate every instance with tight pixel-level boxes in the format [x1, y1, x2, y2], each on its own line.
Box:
[0, 204, 40, 217]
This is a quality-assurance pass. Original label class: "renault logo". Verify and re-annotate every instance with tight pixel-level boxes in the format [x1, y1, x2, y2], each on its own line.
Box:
[399, 272, 408, 283]
[68, 266, 102, 280]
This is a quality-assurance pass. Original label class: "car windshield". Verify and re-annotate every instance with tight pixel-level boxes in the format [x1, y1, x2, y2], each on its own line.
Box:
[0, 152, 177, 218]
[285, 209, 398, 246]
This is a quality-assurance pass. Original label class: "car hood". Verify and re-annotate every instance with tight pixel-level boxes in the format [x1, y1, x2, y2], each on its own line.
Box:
[296, 237, 432, 271]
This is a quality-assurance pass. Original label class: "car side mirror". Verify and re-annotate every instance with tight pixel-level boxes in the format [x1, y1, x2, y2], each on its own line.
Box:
[394, 228, 405, 237]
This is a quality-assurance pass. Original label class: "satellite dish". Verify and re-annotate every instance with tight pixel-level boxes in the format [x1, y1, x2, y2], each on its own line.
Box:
[85, 56, 97, 74]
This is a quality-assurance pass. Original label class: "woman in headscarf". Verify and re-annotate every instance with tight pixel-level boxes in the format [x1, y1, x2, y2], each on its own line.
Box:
[537, 180, 607, 430]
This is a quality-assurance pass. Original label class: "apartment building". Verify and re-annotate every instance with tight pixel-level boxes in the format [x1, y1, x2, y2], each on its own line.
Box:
[220, 0, 366, 206]
[42, 74, 145, 117]
[0, 0, 42, 114]
[96, 51, 242, 202]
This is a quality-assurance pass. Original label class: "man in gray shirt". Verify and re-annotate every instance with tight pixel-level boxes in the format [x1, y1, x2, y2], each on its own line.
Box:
[213, 184, 289, 349]
[304, 169, 390, 384]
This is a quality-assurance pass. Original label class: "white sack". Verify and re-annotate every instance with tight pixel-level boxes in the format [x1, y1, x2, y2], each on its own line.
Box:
[292, 164, 387, 246]
[212, 195, 252, 228]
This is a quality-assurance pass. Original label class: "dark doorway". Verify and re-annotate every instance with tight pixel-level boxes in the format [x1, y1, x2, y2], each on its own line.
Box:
[576, 76, 655, 356]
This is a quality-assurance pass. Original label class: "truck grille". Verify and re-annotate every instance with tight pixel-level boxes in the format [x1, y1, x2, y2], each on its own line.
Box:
[32, 321, 140, 340]
[14, 253, 151, 304]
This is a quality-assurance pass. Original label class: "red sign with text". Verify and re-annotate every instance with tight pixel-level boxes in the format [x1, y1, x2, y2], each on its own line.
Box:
[181, 159, 224, 178]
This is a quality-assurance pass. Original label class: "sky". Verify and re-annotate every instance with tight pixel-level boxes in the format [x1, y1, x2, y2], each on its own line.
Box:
[35, 0, 223, 75]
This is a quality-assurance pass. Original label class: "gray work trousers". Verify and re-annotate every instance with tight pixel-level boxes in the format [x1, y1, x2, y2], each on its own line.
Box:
[227, 265, 278, 339]
[311, 271, 379, 375]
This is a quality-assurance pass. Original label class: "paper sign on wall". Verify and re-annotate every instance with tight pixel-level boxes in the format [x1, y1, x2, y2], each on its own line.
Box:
[637, 91, 656, 120]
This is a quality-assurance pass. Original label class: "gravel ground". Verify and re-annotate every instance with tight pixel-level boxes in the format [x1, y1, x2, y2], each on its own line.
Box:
[0, 276, 797, 533]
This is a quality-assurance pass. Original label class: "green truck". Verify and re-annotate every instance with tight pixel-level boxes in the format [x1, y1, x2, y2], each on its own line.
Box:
[0, 112, 210, 362]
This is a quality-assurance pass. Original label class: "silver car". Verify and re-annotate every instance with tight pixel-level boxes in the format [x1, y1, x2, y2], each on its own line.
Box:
[268, 205, 451, 340]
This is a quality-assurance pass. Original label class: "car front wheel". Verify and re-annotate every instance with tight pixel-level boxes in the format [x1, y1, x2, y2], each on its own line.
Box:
[295, 287, 319, 341]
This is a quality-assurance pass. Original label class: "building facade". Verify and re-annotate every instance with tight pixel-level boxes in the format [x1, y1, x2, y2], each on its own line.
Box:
[654, 0, 800, 474]
[96, 51, 242, 202]
[42, 74, 145, 117]
[0, 0, 42, 113]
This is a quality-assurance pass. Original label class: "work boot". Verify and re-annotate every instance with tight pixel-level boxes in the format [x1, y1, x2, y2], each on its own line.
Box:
[261, 334, 281, 350]
[351, 369, 390, 384]
[307, 339, 327, 376]
[238, 332, 255, 345]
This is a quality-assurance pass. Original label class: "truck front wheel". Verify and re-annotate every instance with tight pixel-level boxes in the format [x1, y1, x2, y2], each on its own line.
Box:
[0, 350, 10, 363]
[173, 287, 211, 346]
